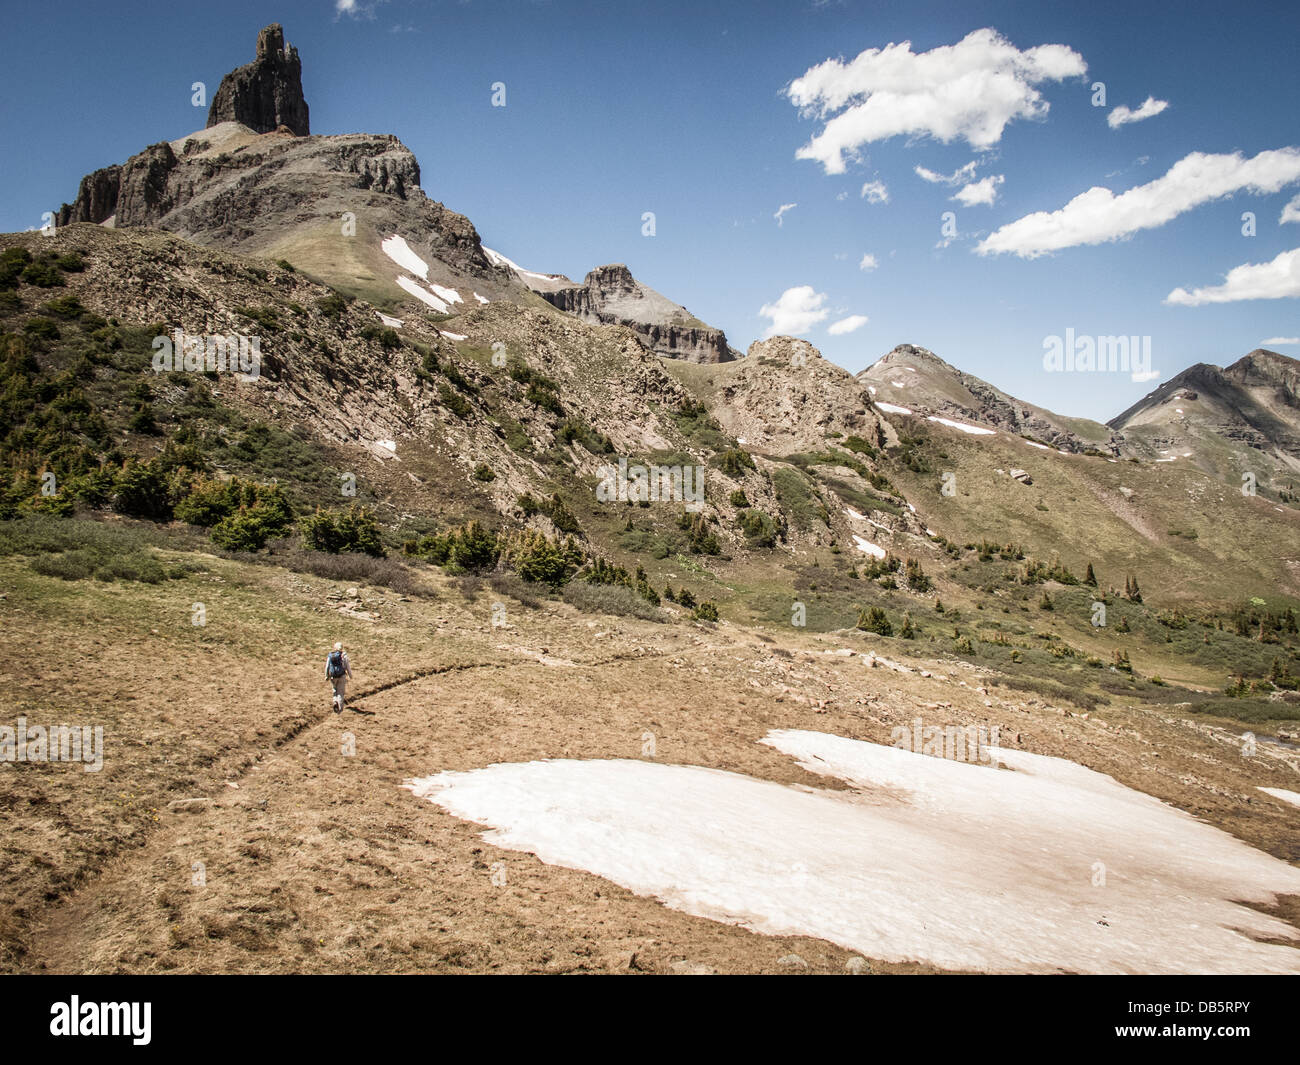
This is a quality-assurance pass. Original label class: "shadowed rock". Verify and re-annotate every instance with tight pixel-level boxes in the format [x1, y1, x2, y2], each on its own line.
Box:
[206, 24, 310, 136]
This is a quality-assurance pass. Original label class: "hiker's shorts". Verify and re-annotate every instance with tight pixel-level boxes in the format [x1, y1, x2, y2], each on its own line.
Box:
[331, 676, 348, 702]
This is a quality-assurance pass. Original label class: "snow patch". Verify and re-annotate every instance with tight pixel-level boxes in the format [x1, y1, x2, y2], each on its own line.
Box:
[483, 245, 558, 283]
[927, 416, 995, 436]
[473, 292, 490, 305]
[1025, 441, 1050, 450]
[875, 402, 913, 415]
[376, 312, 404, 328]
[382, 234, 429, 281]
[406, 730, 1300, 974]
[1259, 787, 1300, 809]
[396, 275, 448, 312]
[845, 507, 865, 521]
[440, 331, 467, 341]
[429, 283, 463, 306]
[852, 535, 886, 559]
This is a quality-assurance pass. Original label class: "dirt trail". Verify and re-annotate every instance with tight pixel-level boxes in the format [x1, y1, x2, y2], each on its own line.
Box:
[7, 558, 1300, 974]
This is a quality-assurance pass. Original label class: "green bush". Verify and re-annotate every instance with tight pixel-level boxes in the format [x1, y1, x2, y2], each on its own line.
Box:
[301, 504, 385, 556]
[857, 606, 893, 636]
[360, 324, 401, 350]
[678, 512, 720, 554]
[502, 529, 584, 586]
[713, 448, 754, 477]
[439, 383, 472, 418]
[317, 293, 349, 318]
[692, 601, 720, 622]
[112, 460, 178, 521]
[31, 549, 96, 581]
[737, 509, 777, 548]
[525, 382, 563, 415]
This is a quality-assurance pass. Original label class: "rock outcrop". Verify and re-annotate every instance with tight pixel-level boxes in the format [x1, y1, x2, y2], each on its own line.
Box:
[206, 24, 310, 136]
[536, 264, 738, 364]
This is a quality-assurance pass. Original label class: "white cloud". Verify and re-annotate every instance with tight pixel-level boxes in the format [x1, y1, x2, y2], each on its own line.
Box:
[1107, 97, 1169, 129]
[786, 29, 1086, 174]
[860, 181, 889, 204]
[1131, 369, 1161, 383]
[759, 286, 830, 338]
[1282, 193, 1300, 224]
[979, 148, 1300, 258]
[1165, 247, 1300, 306]
[774, 202, 797, 226]
[953, 174, 1005, 206]
[915, 161, 979, 186]
[335, 0, 380, 18]
[1261, 336, 1299, 346]
[828, 314, 870, 335]
[859, 253, 879, 271]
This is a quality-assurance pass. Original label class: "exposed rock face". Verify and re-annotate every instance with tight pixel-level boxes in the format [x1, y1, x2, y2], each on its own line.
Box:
[206, 24, 310, 136]
[54, 123, 494, 281]
[536, 264, 737, 363]
[706, 335, 886, 453]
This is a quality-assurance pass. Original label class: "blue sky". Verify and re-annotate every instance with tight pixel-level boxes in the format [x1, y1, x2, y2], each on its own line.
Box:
[2, 0, 1297, 421]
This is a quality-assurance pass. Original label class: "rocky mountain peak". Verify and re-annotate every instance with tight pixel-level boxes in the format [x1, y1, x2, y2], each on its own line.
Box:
[531, 262, 739, 363]
[206, 23, 310, 136]
[585, 263, 637, 292]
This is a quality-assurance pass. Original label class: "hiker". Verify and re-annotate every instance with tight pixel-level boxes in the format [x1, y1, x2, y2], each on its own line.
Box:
[326, 641, 353, 712]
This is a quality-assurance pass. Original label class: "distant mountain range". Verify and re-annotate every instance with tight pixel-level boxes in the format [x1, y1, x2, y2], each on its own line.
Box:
[22, 22, 1297, 606]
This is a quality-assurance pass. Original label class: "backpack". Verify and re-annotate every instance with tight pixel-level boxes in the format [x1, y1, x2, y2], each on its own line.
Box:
[327, 650, 346, 678]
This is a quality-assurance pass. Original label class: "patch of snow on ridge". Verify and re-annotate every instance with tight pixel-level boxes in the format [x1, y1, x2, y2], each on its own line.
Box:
[1259, 787, 1300, 809]
[1026, 441, 1050, 450]
[483, 245, 558, 283]
[875, 401, 912, 415]
[852, 536, 886, 559]
[845, 507, 865, 521]
[404, 730, 1300, 974]
[382, 234, 429, 281]
[376, 312, 404, 328]
[473, 292, 490, 305]
[429, 283, 463, 306]
[928, 416, 995, 436]
[440, 331, 467, 341]
[396, 275, 448, 312]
